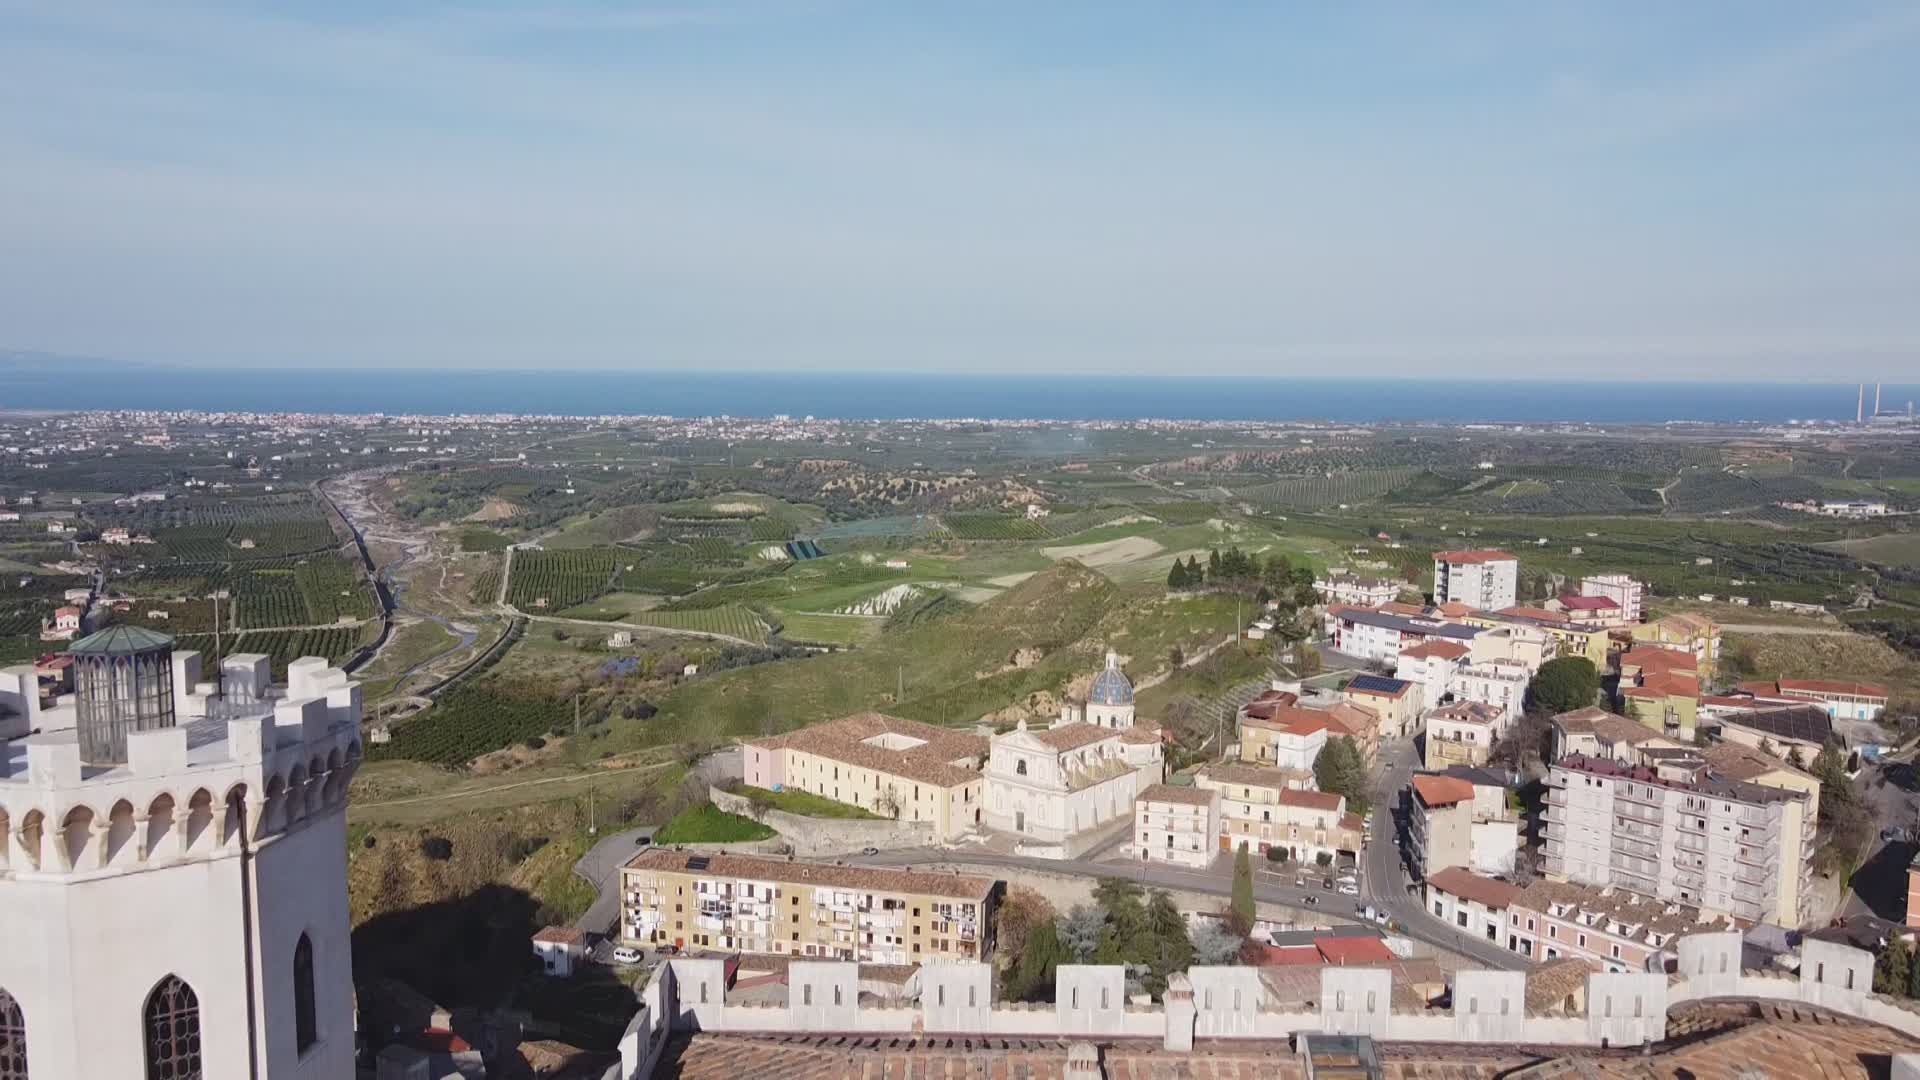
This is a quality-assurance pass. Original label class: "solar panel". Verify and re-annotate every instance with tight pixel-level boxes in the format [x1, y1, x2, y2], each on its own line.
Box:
[686, 856, 711, 871]
[1346, 674, 1407, 694]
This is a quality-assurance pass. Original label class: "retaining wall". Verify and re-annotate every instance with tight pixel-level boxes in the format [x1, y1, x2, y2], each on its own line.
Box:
[710, 785, 936, 856]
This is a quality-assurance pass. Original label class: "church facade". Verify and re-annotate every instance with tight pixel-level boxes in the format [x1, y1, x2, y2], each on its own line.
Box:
[982, 653, 1164, 856]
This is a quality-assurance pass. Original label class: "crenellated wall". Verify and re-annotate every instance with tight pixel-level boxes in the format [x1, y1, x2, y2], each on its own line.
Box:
[617, 929, 1920, 1080]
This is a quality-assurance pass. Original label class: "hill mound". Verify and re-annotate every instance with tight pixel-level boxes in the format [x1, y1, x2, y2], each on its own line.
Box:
[607, 562, 1119, 749]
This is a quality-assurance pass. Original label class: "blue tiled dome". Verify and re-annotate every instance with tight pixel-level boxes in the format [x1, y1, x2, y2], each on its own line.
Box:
[1089, 654, 1133, 707]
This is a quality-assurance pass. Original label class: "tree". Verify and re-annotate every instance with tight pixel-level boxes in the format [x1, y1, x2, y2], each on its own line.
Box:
[1526, 657, 1601, 715]
[1058, 905, 1105, 964]
[1878, 935, 1912, 996]
[994, 887, 1054, 967]
[1909, 942, 1920, 1000]
[1143, 889, 1193, 987]
[1191, 920, 1244, 966]
[1314, 736, 1369, 815]
[1208, 549, 1222, 581]
[1293, 643, 1323, 678]
[1230, 847, 1255, 929]
[1787, 745, 1808, 770]
[1012, 920, 1070, 1002]
[1168, 645, 1185, 671]
[1167, 560, 1190, 589]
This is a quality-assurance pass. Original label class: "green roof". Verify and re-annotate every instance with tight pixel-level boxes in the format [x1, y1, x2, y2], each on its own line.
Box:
[67, 625, 176, 656]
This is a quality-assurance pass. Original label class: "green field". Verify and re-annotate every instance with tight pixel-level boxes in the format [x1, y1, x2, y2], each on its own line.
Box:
[773, 611, 886, 646]
[732, 784, 879, 819]
[653, 803, 776, 843]
[457, 527, 513, 552]
[623, 604, 767, 644]
[1820, 533, 1920, 568]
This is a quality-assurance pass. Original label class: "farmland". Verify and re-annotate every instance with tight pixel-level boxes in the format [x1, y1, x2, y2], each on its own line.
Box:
[367, 679, 569, 765]
[175, 624, 376, 677]
[506, 548, 618, 611]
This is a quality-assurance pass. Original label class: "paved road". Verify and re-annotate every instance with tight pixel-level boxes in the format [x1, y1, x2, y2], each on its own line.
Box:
[1359, 737, 1533, 971]
[569, 748, 744, 934]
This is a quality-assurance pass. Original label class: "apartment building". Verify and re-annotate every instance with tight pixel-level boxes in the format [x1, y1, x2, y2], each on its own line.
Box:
[1618, 648, 1701, 741]
[1433, 550, 1519, 611]
[1581, 573, 1645, 625]
[1341, 675, 1422, 739]
[1407, 771, 1521, 878]
[1134, 783, 1221, 870]
[1467, 607, 1610, 668]
[1424, 866, 1523, 947]
[1422, 702, 1505, 769]
[742, 713, 988, 840]
[1314, 573, 1406, 608]
[1551, 594, 1624, 629]
[1394, 639, 1470, 710]
[620, 850, 998, 964]
[1452, 658, 1531, 721]
[1197, 764, 1362, 862]
[1324, 606, 1481, 666]
[1632, 613, 1721, 679]
[1506, 878, 1730, 974]
[1541, 754, 1813, 926]
[1237, 697, 1327, 772]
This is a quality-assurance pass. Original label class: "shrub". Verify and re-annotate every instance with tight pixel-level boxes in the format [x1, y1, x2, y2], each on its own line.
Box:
[419, 836, 454, 861]
[1265, 846, 1288, 863]
[524, 735, 547, 750]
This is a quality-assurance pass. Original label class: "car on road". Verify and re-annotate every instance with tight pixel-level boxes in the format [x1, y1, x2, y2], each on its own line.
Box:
[657, 943, 679, 956]
[610, 946, 644, 965]
[634, 835, 651, 847]
[1321, 877, 1334, 890]
[1302, 894, 1319, 905]
[1293, 876, 1305, 888]
[861, 846, 880, 856]
[1338, 883, 1359, 896]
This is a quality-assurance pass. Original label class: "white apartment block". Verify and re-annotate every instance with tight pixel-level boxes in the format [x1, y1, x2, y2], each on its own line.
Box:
[1580, 573, 1645, 625]
[1422, 702, 1506, 769]
[1313, 573, 1405, 608]
[1541, 755, 1813, 927]
[1452, 659, 1532, 721]
[1433, 550, 1519, 611]
[1394, 640, 1470, 713]
[1325, 607, 1481, 666]
[1134, 784, 1221, 870]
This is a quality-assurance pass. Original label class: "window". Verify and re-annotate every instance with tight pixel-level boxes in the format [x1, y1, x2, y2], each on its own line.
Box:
[1016, 760, 1027, 776]
[144, 975, 202, 1080]
[803, 986, 811, 1006]
[0, 988, 24, 1080]
[293, 934, 317, 1055]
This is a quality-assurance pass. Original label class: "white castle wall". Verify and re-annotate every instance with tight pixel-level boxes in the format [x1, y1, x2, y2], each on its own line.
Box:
[617, 929, 1920, 1080]
[0, 652, 362, 1080]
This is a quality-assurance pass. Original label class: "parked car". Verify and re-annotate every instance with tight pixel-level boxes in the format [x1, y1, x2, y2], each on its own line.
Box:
[1321, 877, 1334, 890]
[1293, 876, 1305, 888]
[634, 835, 652, 847]
[1302, 894, 1320, 906]
[610, 946, 644, 965]
[861, 846, 880, 856]
[657, 943, 679, 956]
[1338, 883, 1360, 896]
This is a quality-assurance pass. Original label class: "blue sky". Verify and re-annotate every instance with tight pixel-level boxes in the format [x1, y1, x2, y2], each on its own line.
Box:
[1, 2, 1917, 377]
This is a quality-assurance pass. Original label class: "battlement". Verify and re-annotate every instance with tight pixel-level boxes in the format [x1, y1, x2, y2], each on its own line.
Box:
[0, 655, 363, 881]
[617, 929, 1920, 1080]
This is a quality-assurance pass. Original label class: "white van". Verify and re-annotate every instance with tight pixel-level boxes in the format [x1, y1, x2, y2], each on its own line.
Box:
[611, 946, 644, 965]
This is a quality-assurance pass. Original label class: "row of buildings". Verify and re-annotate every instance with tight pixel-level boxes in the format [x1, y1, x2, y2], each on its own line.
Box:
[742, 652, 1164, 857]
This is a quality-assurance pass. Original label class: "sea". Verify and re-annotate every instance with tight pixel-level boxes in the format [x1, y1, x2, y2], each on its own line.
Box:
[0, 365, 1913, 425]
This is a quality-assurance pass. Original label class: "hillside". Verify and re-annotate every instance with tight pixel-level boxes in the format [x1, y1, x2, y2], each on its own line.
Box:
[593, 562, 1242, 753]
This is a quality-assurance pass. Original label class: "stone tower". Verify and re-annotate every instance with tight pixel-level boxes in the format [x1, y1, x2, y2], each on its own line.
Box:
[0, 635, 362, 1078]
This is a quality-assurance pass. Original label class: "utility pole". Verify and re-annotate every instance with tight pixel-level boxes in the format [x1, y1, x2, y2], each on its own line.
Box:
[573, 694, 581, 736]
[588, 779, 597, 836]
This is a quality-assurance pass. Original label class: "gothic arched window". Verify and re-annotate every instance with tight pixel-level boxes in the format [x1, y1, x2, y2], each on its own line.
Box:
[144, 975, 201, 1080]
[0, 987, 26, 1079]
[293, 934, 317, 1054]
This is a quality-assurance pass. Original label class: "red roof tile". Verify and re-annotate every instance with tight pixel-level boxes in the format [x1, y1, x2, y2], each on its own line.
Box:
[1315, 936, 1395, 965]
[1276, 788, 1343, 812]
[1434, 549, 1516, 564]
[1426, 866, 1522, 909]
[1778, 678, 1890, 699]
[1410, 774, 1475, 807]
[1397, 640, 1469, 661]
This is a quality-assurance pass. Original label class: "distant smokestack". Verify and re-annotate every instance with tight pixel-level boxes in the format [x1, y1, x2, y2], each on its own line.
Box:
[1858, 383, 1865, 423]
[1876, 382, 1883, 416]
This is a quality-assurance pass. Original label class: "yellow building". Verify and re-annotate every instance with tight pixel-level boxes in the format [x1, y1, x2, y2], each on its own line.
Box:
[1633, 613, 1721, 679]
[741, 714, 988, 840]
[1195, 763, 1362, 862]
[1463, 607, 1610, 668]
[620, 849, 998, 964]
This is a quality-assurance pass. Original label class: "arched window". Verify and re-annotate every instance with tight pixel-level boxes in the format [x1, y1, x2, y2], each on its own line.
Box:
[293, 934, 317, 1054]
[0, 987, 26, 1079]
[144, 975, 201, 1080]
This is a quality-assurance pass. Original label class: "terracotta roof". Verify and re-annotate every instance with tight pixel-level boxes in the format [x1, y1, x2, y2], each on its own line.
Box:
[1117, 723, 1163, 745]
[1426, 702, 1501, 727]
[1621, 646, 1697, 675]
[1323, 702, 1378, 739]
[623, 850, 995, 900]
[1552, 706, 1669, 746]
[1136, 783, 1215, 808]
[1410, 774, 1475, 807]
[1240, 704, 1333, 735]
[1524, 957, 1598, 1012]
[1496, 605, 1566, 623]
[1435, 549, 1516, 564]
[1426, 866, 1522, 910]
[1315, 936, 1394, 965]
[659, 1033, 1313, 1079]
[1275, 788, 1344, 813]
[1554, 753, 1803, 805]
[531, 926, 586, 946]
[1624, 670, 1699, 700]
[1511, 876, 1732, 944]
[746, 713, 987, 788]
[1030, 721, 1121, 752]
[1260, 944, 1324, 966]
[1700, 740, 1814, 783]
[1777, 677, 1890, 699]
[1397, 639, 1470, 661]
[1557, 595, 1618, 611]
[1380, 600, 1431, 616]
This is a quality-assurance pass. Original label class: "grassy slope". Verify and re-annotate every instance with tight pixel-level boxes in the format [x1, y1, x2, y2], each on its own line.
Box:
[592, 562, 1248, 756]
